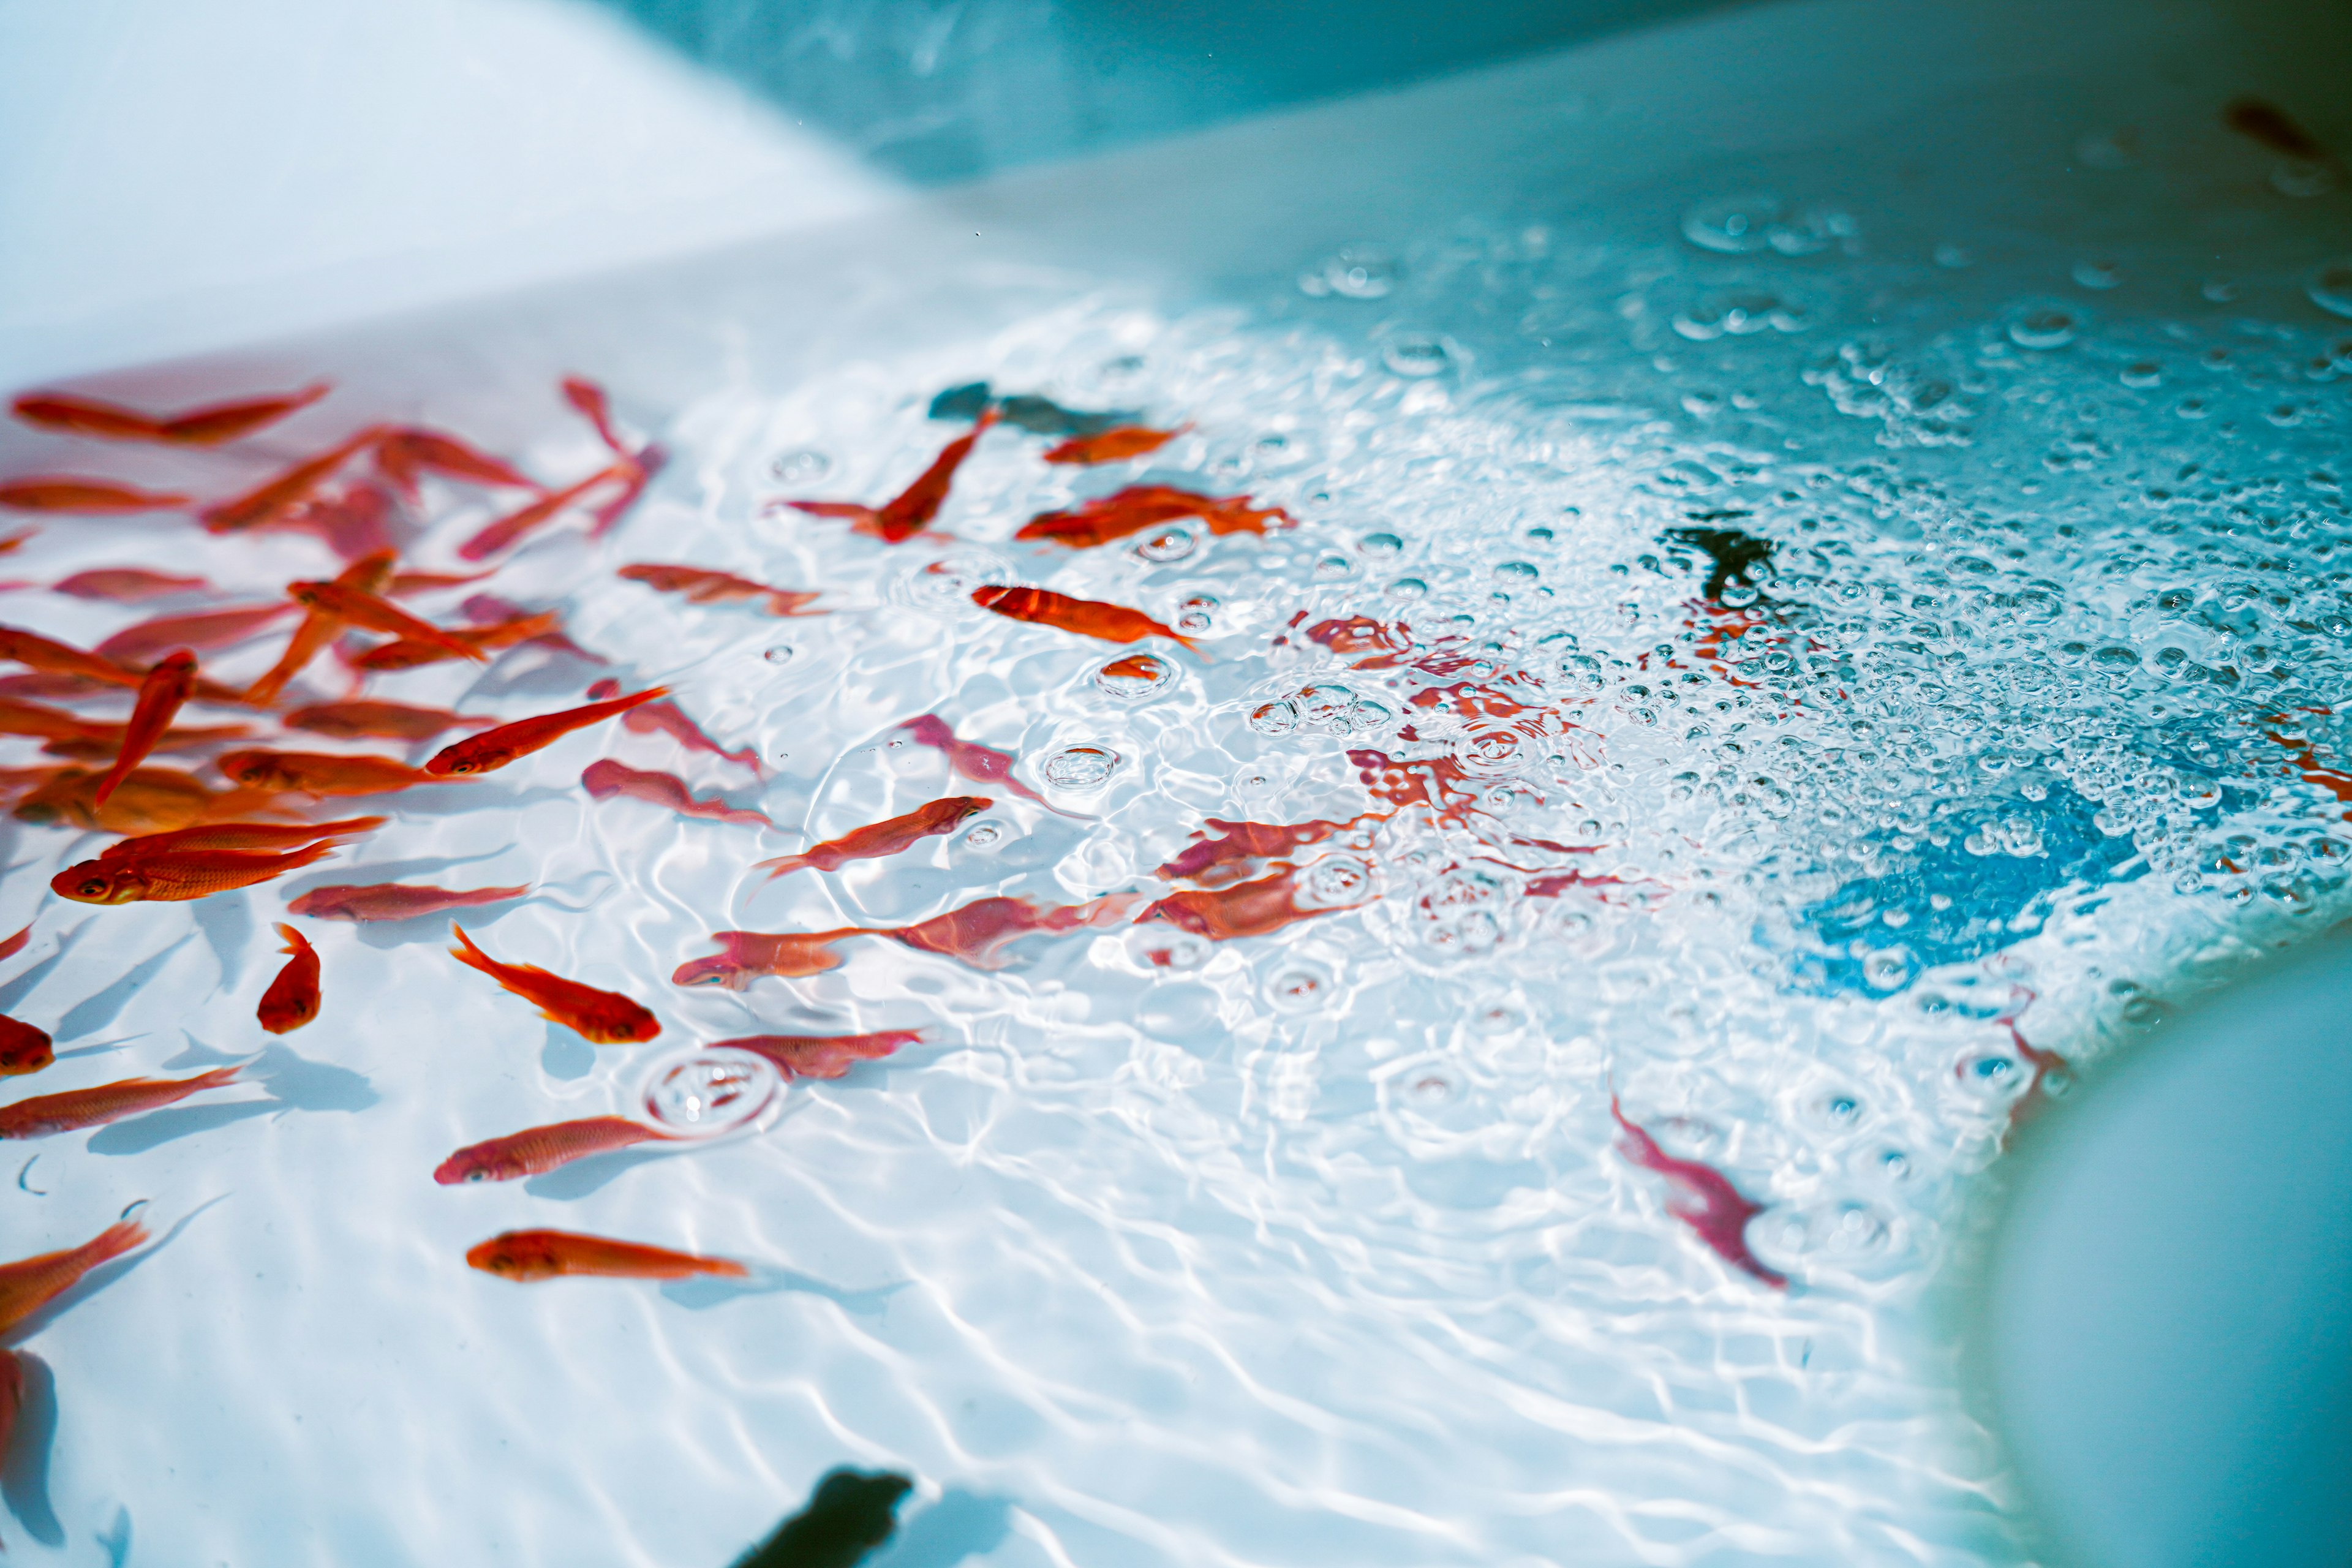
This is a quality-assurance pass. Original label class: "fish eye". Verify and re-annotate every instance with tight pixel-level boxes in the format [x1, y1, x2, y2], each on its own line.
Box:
[77, 879, 107, 897]
[464, 1169, 489, 1182]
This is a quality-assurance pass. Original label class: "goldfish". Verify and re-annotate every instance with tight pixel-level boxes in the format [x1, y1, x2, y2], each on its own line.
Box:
[0, 1016, 51, 1076]
[423, 684, 668, 776]
[1610, 1097, 1786, 1288]
[287, 882, 527, 922]
[102, 815, 382, 860]
[466, 1228, 746, 1283]
[198, 427, 383, 533]
[53, 840, 334, 903]
[463, 594, 600, 660]
[51, 568, 209, 602]
[434, 1115, 669, 1184]
[373, 427, 535, 499]
[782, 409, 997, 543]
[255, 922, 320, 1033]
[0, 1215, 151, 1330]
[671, 929, 866, 989]
[93, 603, 293, 667]
[1157, 814, 1384, 883]
[895, 713, 1055, 809]
[13, 765, 281, 834]
[0, 478, 192, 514]
[216, 750, 440, 797]
[342, 613, 560, 672]
[92, 647, 196, 806]
[282, 479, 398, 561]
[10, 383, 328, 445]
[243, 549, 396, 703]
[0, 1065, 243, 1139]
[584, 679, 759, 773]
[581, 759, 771, 826]
[617, 563, 822, 617]
[564, 376, 631, 454]
[288, 579, 484, 662]
[457, 462, 635, 560]
[1041, 424, 1186, 464]
[0, 526, 31, 555]
[284, 701, 498, 742]
[1014, 484, 1291, 549]
[388, 569, 494, 596]
[1138, 868, 1358, 942]
[882, 892, 1147, 970]
[0, 624, 143, 689]
[711, 1030, 919, 1079]
[756, 796, 988, 879]
[448, 923, 660, 1043]
[0, 921, 29, 960]
[970, 584, 1201, 652]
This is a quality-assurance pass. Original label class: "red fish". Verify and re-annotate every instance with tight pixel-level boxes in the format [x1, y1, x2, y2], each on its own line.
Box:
[344, 611, 566, 673]
[0, 1215, 152, 1330]
[0, 1065, 243, 1139]
[0, 695, 242, 754]
[562, 376, 631, 456]
[1349, 747, 1483, 826]
[448, 922, 660, 1043]
[51, 568, 210, 602]
[457, 462, 635, 560]
[11, 383, 328, 445]
[0, 624, 143, 689]
[92, 647, 196, 806]
[581, 759, 771, 826]
[284, 701, 499, 741]
[710, 1030, 919, 1079]
[782, 409, 997, 543]
[586, 679, 760, 773]
[881, 892, 1146, 970]
[198, 428, 382, 533]
[373, 428, 535, 500]
[287, 882, 527, 922]
[466, 1228, 746, 1282]
[671, 929, 867, 989]
[1041, 424, 1187, 464]
[255, 922, 321, 1033]
[756, 796, 988, 879]
[970, 585, 1200, 652]
[388, 570, 495, 596]
[243, 549, 396, 704]
[618, 563, 822, 617]
[423, 685, 668, 776]
[1014, 483, 1291, 549]
[1138, 868, 1354, 941]
[288, 579, 484, 662]
[1157, 815, 1384, 883]
[895, 713, 1054, 809]
[0, 478, 191, 514]
[0, 1015, 51, 1076]
[94, 603, 293, 666]
[434, 1115, 667, 1183]
[53, 841, 334, 903]
[102, 815, 382, 860]
[0, 922, 29, 961]
[216, 750, 439, 797]
[1610, 1098, 1785, 1288]
[0, 526, 32, 556]
[11, 764, 284, 834]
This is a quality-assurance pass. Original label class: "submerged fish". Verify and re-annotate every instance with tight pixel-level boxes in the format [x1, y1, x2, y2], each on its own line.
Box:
[94, 603, 292, 666]
[423, 685, 668, 776]
[1157, 813, 1384, 882]
[241, 547, 397, 703]
[1137, 867, 1354, 941]
[287, 882, 529, 922]
[372, 427, 535, 499]
[929, 381, 1134, 437]
[284, 701, 499, 742]
[2223, 96, 2333, 162]
[0, 1065, 244, 1139]
[53, 841, 334, 903]
[0, 922, 29, 960]
[51, 568, 211, 602]
[287, 579, 484, 663]
[581, 759, 771, 827]
[448, 922, 660, 1044]
[1014, 483, 1289, 549]
[618, 563, 823, 618]
[457, 461, 637, 560]
[880, 892, 1145, 970]
[895, 714, 1054, 809]
[0, 1015, 53, 1076]
[434, 1115, 669, 1183]
[13, 765, 282, 834]
[199, 427, 383, 533]
[711, 1030, 920, 1080]
[256, 923, 320, 1034]
[102, 815, 382, 860]
[0, 624, 143, 689]
[1610, 1097, 1786, 1289]
[970, 584, 1201, 652]
[11, 383, 328, 445]
[671, 929, 867, 989]
[216, 749, 439, 797]
[755, 796, 988, 879]
[1041, 424, 1187, 464]
[587, 679, 761, 774]
[0, 478, 191, 514]
[0, 1215, 152, 1331]
[466, 1228, 747, 1282]
[782, 409, 997, 543]
[92, 647, 197, 806]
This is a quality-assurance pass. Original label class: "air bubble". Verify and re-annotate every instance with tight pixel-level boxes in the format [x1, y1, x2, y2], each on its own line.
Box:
[763, 645, 797, 665]
[1381, 334, 1451, 377]
[2071, 259, 2122, 290]
[1264, 962, 1333, 1012]
[769, 449, 829, 483]
[1359, 531, 1403, 554]
[1135, 526, 1199, 563]
[1093, 652, 1177, 699]
[962, 821, 1005, 848]
[1041, 745, 1120, 790]
[1250, 699, 1300, 735]
[1682, 194, 1781, 253]
[1313, 246, 1398, 300]
[1389, 577, 1429, 599]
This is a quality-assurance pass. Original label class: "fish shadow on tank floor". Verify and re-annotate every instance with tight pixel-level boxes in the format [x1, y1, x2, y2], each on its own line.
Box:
[663, 1265, 906, 1317]
[519, 1140, 684, 1199]
[54, 937, 190, 1042]
[2, 1349, 61, 1548]
[733, 1468, 913, 1568]
[0, 922, 89, 1016]
[85, 1097, 279, 1156]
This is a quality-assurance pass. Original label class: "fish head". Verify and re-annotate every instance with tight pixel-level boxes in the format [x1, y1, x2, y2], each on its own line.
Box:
[423, 743, 496, 776]
[51, 859, 148, 904]
[0, 1027, 52, 1076]
[669, 955, 748, 989]
[465, 1234, 561, 1280]
[434, 1147, 522, 1185]
[579, 1006, 662, 1045]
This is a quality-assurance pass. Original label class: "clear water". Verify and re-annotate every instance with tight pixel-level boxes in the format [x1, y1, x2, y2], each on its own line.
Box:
[3, 66, 2350, 1568]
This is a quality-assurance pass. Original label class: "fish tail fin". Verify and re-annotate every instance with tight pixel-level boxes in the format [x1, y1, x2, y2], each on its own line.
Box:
[447, 922, 495, 975]
[281, 841, 337, 871]
[193, 1065, 244, 1092]
[754, 854, 807, 881]
[612, 685, 669, 713]
[273, 922, 311, 956]
[314, 815, 388, 837]
[701, 1256, 752, 1279]
[82, 1215, 153, 1268]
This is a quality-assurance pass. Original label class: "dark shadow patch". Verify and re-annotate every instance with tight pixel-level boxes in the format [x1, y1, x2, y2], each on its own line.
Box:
[0, 922, 89, 1016]
[538, 1023, 597, 1082]
[519, 1145, 677, 1200]
[664, 1267, 906, 1317]
[867, 1489, 1016, 1568]
[56, 937, 192, 1041]
[96, 1504, 132, 1567]
[733, 1468, 914, 1568]
[2, 1349, 62, 1547]
[85, 1098, 277, 1156]
[188, 891, 255, 989]
[251, 1042, 377, 1114]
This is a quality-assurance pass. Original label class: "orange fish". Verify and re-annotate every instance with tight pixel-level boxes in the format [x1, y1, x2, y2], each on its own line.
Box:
[216, 749, 440, 797]
[434, 1115, 669, 1183]
[422, 684, 668, 776]
[243, 549, 396, 704]
[711, 1030, 920, 1079]
[458, 462, 635, 560]
[880, 892, 1146, 969]
[671, 929, 867, 989]
[93, 603, 293, 666]
[373, 427, 535, 500]
[0, 525, 32, 555]
[198, 428, 382, 533]
[0, 1215, 152, 1331]
[0, 624, 142, 690]
[465, 1228, 747, 1283]
[970, 584, 1201, 652]
[783, 409, 997, 543]
[1041, 424, 1187, 464]
[895, 714, 1054, 809]
[0, 696, 244, 755]
[287, 881, 527, 922]
[562, 375, 631, 455]
[580, 759, 771, 826]
[53, 841, 334, 903]
[448, 922, 660, 1043]
[464, 594, 600, 660]
[617, 562, 822, 617]
[343, 612, 564, 672]
[284, 701, 499, 742]
[102, 815, 382, 860]
[255, 922, 320, 1033]
[12, 765, 281, 834]
[51, 568, 210, 602]
[388, 569, 496, 596]
[585, 679, 760, 774]
[1014, 483, 1290, 549]
[280, 478, 398, 562]
[0, 1015, 52, 1076]
[1138, 867, 1352, 941]
[0, 478, 191, 514]
[92, 647, 196, 806]
[1349, 746, 1484, 826]
[0, 921, 29, 960]
[1157, 813, 1385, 883]
[11, 383, 328, 445]
[0, 1065, 243, 1139]
[756, 796, 988, 879]
[288, 578, 484, 662]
